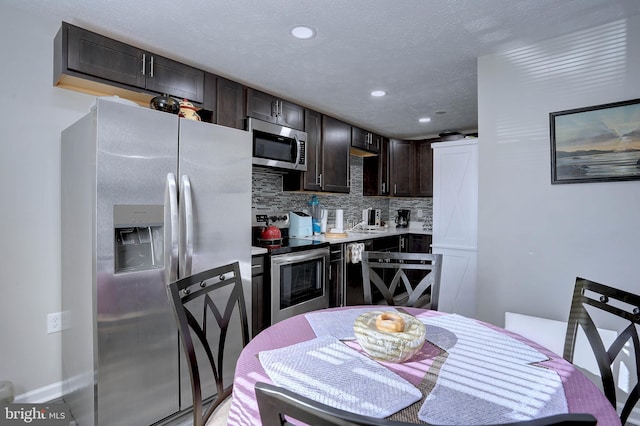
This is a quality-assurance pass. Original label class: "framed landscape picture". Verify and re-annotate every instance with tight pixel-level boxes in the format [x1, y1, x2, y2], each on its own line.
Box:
[550, 98, 640, 184]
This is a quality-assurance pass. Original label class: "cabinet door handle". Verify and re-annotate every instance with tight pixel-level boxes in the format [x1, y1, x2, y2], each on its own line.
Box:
[149, 55, 154, 78]
[394, 184, 397, 195]
[141, 53, 146, 75]
[381, 182, 386, 193]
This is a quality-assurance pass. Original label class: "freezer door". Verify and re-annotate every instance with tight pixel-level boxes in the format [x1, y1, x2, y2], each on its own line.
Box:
[177, 118, 252, 408]
[94, 100, 180, 426]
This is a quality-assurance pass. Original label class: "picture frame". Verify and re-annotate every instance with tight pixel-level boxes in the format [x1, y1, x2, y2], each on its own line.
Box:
[549, 98, 640, 184]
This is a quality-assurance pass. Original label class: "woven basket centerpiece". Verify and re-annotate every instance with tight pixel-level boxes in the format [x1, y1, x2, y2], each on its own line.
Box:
[354, 311, 426, 363]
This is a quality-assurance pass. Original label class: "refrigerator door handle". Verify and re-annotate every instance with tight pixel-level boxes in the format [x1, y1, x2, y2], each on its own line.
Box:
[165, 173, 179, 284]
[179, 174, 194, 278]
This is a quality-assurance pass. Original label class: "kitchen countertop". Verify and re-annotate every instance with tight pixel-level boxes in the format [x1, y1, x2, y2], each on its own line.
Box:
[251, 226, 432, 255]
[252, 246, 268, 256]
[302, 226, 432, 244]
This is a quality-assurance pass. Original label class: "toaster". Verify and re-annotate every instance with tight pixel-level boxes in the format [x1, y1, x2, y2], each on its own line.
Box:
[289, 211, 313, 237]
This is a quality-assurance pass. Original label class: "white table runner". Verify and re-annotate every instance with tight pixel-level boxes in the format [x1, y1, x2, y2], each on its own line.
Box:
[258, 335, 422, 418]
[418, 314, 568, 425]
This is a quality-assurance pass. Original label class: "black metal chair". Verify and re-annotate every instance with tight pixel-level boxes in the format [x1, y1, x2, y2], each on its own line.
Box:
[167, 262, 249, 426]
[563, 277, 640, 425]
[361, 251, 442, 310]
[254, 381, 597, 426]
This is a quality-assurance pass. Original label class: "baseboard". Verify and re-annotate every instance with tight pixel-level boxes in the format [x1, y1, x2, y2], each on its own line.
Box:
[13, 381, 63, 404]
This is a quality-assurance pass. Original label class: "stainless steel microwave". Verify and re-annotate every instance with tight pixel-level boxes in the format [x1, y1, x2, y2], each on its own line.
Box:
[248, 118, 307, 171]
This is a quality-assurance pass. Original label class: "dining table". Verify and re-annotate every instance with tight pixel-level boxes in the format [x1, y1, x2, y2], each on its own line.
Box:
[226, 306, 621, 426]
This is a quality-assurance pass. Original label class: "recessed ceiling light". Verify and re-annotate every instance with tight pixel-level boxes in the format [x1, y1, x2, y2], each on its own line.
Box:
[371, 90, 386, 97]
[290, 26, 316, 39]
[419, 117, 432, 123]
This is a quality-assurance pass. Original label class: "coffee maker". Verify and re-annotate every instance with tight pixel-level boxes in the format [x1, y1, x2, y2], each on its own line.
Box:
[395, 209, 410, 228]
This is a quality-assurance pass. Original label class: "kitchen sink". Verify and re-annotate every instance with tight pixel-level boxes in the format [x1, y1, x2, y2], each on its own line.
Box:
[348, 229, 388, 235]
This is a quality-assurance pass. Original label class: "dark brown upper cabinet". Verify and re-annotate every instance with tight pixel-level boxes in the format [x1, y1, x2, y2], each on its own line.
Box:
[414, 141, 433, 197]
[321, 116, 351, 193]
[211, 75, 245, 130]
[283, 111, 351, 193]
[246, 88, 305, 131]
[390, 139, 415, 196]
[351, 127, 381, 154]
[363, 137, 390, 196]
[54, 22, 204, 104]
[364, 139, 432, 197]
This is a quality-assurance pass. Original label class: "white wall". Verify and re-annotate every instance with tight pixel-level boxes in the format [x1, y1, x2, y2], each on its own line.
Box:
[477, 16, 640, 327]
[0, 5, 95, 398]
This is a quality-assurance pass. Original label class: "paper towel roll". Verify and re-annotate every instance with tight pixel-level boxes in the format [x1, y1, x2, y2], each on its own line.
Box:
[335, 209, 344, 232]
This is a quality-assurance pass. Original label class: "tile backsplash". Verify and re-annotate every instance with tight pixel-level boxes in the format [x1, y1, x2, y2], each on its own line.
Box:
[252, 155, 432, 230]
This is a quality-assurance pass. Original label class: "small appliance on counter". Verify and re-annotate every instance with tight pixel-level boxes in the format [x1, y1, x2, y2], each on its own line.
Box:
[395, 209, 410, 228]
[289, 211, 313, 237]
[363, 208, 381, 227]
[308, 195, 325, 235]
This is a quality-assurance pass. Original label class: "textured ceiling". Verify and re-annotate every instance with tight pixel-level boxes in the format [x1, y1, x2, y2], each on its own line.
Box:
[9, 0, 640, 139]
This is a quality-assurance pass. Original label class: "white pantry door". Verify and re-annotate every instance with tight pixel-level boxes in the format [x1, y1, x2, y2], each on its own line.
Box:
[431, 139, 478, 317]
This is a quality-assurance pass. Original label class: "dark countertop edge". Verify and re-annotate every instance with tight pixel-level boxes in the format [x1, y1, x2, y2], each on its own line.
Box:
[252, 228, 432, 253]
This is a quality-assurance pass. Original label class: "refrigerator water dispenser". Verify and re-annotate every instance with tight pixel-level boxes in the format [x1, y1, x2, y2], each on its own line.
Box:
[114, 205, 164, 273]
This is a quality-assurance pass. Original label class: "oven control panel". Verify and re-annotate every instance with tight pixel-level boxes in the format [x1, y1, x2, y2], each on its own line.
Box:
[252, 210, 290, 228]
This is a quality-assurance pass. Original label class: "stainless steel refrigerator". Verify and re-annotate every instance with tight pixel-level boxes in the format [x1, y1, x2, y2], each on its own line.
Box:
[61, 98, 252, 426]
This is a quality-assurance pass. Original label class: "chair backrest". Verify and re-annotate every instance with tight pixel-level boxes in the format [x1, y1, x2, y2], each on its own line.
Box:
[361, 251, 442, 309]
[563, 277, 640, 425]
[255, 381, 597, 426]
[167, 261, 249, 426]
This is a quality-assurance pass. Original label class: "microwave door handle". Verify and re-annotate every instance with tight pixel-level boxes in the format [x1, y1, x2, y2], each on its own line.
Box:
[294, 135, 302, 169]
[179, 174, 194, 278]
[164, 173, 179, 284]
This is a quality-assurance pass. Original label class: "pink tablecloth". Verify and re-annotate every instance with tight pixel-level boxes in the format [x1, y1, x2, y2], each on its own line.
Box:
[227, 307, 620, 426]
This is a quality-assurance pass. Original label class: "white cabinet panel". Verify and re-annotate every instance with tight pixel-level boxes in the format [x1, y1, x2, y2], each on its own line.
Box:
[432, 139, 478, 317]
[431, 247, 477, 317]
[432, 140, 478, 249]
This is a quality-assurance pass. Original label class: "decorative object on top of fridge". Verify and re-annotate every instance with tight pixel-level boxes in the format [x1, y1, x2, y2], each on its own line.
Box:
[150, 94, 180, 114]
[178, 99, 201, 121]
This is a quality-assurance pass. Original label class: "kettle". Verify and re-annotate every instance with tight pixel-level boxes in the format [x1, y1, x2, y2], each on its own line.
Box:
[260, 218, 282, 241]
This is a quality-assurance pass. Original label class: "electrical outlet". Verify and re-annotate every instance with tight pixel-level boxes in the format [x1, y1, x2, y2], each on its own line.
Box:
[47, 312, 62, 334]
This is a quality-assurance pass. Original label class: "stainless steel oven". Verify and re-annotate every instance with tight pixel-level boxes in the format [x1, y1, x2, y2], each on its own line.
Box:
[270, 247, 330, 324]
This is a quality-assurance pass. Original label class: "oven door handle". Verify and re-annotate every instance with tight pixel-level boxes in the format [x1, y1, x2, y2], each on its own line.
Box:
[271, 248, 329, 264]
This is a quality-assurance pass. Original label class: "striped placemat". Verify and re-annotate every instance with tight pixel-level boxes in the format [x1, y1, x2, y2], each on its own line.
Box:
[418, 314, 568, 425]
[305, 307, 397, 340]
[259, 336, 422, 418]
